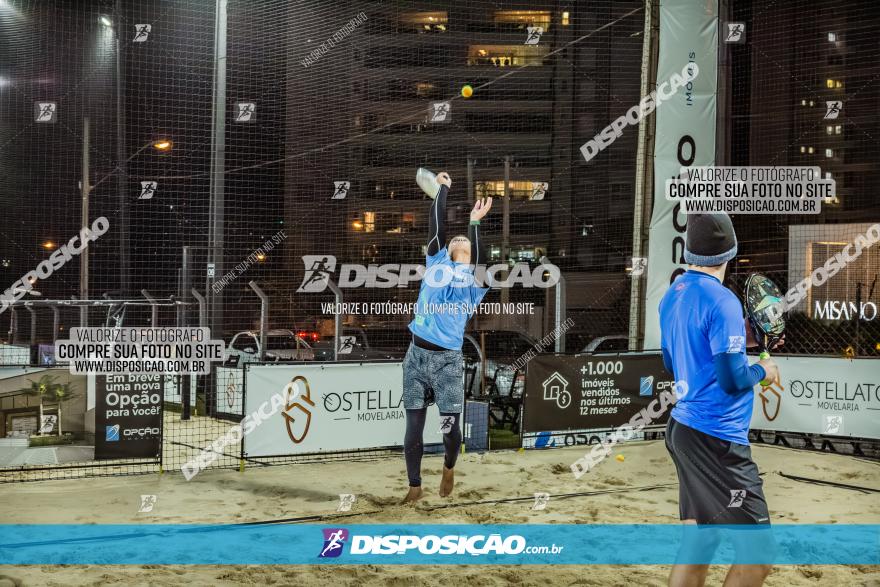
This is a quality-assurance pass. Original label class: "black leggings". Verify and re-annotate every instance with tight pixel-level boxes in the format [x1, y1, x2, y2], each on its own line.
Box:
[404, 408, 461, 487]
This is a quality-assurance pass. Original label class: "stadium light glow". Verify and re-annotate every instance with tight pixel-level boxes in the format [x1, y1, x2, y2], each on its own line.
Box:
[99, 15, 112, 27]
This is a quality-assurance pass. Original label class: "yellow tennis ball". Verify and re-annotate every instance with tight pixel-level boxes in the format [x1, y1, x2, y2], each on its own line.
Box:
[461, 85, 473, 98]
[615, 454, 625, 462]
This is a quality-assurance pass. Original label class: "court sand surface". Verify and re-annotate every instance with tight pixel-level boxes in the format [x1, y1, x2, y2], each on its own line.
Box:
[1, 442, 878, 587]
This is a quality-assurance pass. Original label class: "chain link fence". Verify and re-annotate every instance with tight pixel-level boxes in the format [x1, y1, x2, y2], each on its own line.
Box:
[0, 0, 877, 482]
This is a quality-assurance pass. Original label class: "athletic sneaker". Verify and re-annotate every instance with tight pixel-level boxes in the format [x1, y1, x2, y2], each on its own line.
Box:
[416, 167, 441, 199]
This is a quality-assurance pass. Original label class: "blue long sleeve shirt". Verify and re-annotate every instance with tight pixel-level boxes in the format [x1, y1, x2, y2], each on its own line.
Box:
[659, 270, 766, 445]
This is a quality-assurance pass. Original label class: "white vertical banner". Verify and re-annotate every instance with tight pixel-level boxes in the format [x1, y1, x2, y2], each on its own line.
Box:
[644, 0, 719, 348]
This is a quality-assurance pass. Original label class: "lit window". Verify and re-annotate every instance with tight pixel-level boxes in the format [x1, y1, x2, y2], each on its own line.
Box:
[415, 82, 434, 97]
[562, 11, 570, 26]
[494, 10, 551, 30]
[800, 146, 806, 153]
[825, 149, 833, 158]
[808, 146, 814, 154]
[835, 80, 843, 89]
[809, 100, 815, 107]
[400, 12, 448, 33]
[364, 211, 376, 232]
[800, 99, 807, 106]
[826, 79, 835, 88]
[826, 126, 833, 135]
[835, 125, 842, 134]
[467, 45, 548, 67]
[476, 180, 543, 199]
[824, 172, 832, 179]
[828, 32, 837, 42]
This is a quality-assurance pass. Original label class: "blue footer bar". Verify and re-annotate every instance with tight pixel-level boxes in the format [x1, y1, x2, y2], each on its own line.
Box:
[0, 524, 877, 565]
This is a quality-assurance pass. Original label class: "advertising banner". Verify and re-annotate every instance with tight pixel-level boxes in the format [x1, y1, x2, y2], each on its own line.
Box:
[644, 0, 718, 348]
[95, 374, 163, 460]
[522, 427, 648, 450]
[751, 356, 880, 439]
[521, 353, 675, 433]
[215, 366, 244, 417]
[244, 363, 443, 457]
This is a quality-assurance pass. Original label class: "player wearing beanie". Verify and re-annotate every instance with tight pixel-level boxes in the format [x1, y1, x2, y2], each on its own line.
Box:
[659, 213, 780, 587]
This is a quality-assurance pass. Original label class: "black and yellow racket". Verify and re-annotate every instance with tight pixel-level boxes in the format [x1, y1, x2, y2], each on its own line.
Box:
[744, 273, 786, 385]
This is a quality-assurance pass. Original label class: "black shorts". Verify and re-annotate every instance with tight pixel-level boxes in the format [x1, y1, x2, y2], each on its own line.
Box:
[665, 417, 770, 525]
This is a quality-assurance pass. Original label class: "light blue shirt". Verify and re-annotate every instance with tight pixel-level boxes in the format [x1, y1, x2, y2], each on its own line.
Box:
[408, 247, 489, 350]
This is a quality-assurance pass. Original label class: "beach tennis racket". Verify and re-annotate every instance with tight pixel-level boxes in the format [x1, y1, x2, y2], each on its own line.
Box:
[743, 273, 786, 385]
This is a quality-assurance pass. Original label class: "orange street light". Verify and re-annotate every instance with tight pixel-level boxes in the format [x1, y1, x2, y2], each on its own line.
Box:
[42, 240, 56, 250]
[152, 139, 173, 151]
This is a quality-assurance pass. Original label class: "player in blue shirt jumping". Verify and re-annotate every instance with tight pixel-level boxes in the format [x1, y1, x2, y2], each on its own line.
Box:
[402, 170, 492, 503]
[659, 213, 781, 586]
